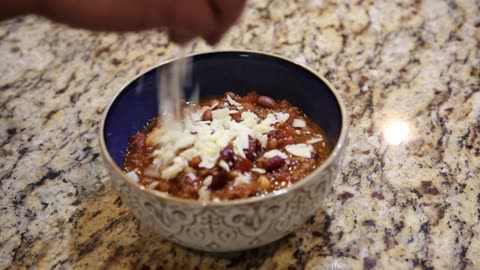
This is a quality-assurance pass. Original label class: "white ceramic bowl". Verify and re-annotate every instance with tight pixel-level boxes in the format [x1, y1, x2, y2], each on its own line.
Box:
[99, 51, 348, 252]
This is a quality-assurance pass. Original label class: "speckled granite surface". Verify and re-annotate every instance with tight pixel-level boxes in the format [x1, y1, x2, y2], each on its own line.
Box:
[1, 0, 479, 269]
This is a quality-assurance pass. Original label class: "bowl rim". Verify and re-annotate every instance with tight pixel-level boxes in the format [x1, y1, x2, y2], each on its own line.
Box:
[99, 49, 349, 207]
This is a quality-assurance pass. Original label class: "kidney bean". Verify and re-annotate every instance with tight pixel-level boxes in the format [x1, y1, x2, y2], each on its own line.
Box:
[256, 96, 278, 108]
[220, 146, 234, 162]
[284, 127, 297, 137]
[267, 138, 278, 150]
[188, 156, 201, 168]
[201, 109, 212, 121]
[234, 158, 253, 172]
[265, 156, 286, 172]
[210, 170, 229, 190]
[245, 136, 260, 161]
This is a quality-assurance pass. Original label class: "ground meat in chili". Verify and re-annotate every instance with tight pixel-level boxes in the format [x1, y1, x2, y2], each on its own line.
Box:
[123, 92, 330, 201]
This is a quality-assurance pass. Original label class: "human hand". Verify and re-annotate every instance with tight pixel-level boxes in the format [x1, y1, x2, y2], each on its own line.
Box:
[37, 0, 246, 44]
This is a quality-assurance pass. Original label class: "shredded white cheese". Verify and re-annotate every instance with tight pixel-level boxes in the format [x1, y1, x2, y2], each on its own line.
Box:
[251, 168, 266, 174]
[219, 160, 230, 171]
[227, 95, 242, 107]
[285, 144, 314, 158]
[180, 148, 199, 160]
[147, 181, 159, 190]
[307, 137, 323, 144]
[263, 149, 288, 159]
[259, 135, 268, 148]
[126, 171, 139, 182]
[234, 173, 251, 186]
[203, 175, 213, 187]
[198, 187, 210, 202]
[212, 108, 230, 120]
[293, 119, 306, 128]
[274, 112, 290, 123]
[233, 136, 247, 159]
[186, 172, 197, 180]
[198, 176, 213, 202]
[161, 157, 188, 179]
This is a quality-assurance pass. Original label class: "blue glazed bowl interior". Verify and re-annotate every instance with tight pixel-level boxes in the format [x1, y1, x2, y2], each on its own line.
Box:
[104, 51, 343, 167]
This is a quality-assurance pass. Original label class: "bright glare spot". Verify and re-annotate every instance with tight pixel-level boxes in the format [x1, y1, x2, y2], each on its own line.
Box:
[383, 120, 410, 145]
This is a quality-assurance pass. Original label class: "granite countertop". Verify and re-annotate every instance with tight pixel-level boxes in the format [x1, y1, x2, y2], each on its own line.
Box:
[1, 0, 479, 269]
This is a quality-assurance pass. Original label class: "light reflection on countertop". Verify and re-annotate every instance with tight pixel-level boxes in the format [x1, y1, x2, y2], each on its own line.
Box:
[382, 120, 411, 146]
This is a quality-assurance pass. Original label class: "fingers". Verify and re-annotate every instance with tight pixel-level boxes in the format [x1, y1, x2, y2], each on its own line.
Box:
[40, 0, 172, 32]
[167, 0, 216, 44]
[168, 0, 246, 45]
[39, 0, 245, 45]
[168, 28, 193, 45]
[205, 0, 246, 44]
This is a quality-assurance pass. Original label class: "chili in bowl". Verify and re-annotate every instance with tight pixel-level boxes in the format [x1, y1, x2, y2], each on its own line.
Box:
[99, 51, 348, 252]
[124, 92, 331, 201]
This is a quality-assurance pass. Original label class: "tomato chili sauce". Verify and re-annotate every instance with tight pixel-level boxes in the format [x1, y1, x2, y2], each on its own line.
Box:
[123, 92, 330, 201]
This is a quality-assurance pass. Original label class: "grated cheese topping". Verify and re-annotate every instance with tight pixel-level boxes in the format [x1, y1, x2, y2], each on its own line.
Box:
[251, 167, 266, 174]
[263, 149, 288, 159]
[126, 171, 139, 182]
[234, 173, 252, 186]
[149, 101, 292, 180]
[285, 144, 314, 158]
[293, 119, 306, 128]
[198, 175, 213, 202]
[307, 137, 324, 144]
